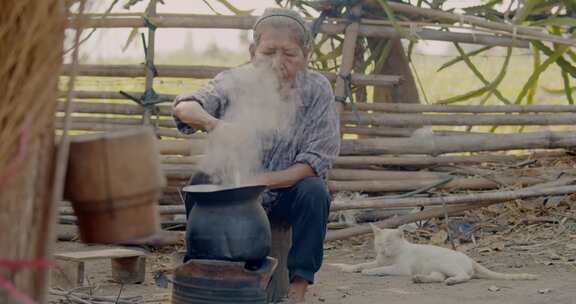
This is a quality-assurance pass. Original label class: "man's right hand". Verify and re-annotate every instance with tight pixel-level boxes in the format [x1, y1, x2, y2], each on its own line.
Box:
[173, 101, 219, 132]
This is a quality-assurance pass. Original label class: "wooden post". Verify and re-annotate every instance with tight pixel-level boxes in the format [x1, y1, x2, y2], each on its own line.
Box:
[266, 221, 292, 303]
[334, 6, 362, 114]
[373, 38, 420, 104]
[111, 256, 146, 284]
[143, 0, 157, 125]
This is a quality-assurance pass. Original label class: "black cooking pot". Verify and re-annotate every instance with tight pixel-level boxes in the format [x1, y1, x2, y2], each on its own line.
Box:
[183, 184, 271, 263]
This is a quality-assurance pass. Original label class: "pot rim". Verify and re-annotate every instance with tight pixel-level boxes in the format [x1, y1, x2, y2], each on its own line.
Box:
[182, 184, 267, 194]
[182, 184, 268, 205]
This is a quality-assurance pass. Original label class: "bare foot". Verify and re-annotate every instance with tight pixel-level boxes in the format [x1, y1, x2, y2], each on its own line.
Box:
[287, 277, 308, 303]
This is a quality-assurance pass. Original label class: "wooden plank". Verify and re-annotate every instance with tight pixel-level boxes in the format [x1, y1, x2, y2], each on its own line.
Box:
[54, 248, 146, 261]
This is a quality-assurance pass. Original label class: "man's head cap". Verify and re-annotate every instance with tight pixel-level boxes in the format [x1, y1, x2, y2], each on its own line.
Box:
[252, 7, 312, 50]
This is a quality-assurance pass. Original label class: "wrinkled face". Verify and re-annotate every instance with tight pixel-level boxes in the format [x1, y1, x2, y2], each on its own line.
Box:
[250, 28, 307, 84]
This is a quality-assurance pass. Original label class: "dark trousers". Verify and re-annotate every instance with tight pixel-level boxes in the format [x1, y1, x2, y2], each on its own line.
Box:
[184, 174, 331, 284]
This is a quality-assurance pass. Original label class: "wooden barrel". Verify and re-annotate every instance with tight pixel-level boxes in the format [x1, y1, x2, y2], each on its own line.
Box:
[64, 127, 165, 244]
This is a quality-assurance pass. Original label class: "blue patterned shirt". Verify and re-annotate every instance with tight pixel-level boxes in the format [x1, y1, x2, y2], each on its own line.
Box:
[173, 67, 341, 205]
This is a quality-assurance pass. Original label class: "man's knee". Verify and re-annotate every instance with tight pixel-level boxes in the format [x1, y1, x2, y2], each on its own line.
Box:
[290, 177, 331, 211]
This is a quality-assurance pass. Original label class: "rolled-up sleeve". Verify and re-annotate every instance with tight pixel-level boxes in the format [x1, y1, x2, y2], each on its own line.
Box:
[172, 72, 229, 134]
[294, 76, 341, 177]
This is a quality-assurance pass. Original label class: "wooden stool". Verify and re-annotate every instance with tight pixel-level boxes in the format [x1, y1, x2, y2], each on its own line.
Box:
[266, 221, 292, 303]
[51, 248, 146, 289]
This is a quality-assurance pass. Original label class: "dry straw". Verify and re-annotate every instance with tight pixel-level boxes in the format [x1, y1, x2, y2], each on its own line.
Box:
[0, 0, 68, 178]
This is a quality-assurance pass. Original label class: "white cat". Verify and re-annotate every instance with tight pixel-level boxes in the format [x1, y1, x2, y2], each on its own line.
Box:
[329, 224, 538, 285]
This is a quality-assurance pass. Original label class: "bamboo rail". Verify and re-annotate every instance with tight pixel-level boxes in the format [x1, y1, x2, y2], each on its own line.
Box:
[54, 121, 198, 139]
[334, 154, 521, 167]
[346, 103, 576, 113]
[330, 183, 576, 211]
[58, 90, 176, 100]
[327, 169, 447, 181]
[341, 112, 576, 126]
[126, 131, 576, 156]
[340, 131, 576, 155]
[327, 176, 543, 193]
[55, 116, 177, 128]
[326, 178, 576, 240]
[70, 14, 529, 48]
[56, 101, 171, 116]
[59, 94, 576, 113]
[385, 1, 576, 47]
[58, 102, 576, 126]
[60, 92, 576, 115]
[61, 64, 401, 86]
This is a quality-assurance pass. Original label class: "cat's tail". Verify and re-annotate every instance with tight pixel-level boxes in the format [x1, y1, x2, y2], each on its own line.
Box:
[472, 261, 538, 280]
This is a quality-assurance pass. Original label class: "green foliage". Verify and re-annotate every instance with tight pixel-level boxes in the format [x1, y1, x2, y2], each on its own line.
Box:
[279, 0, 575, 105]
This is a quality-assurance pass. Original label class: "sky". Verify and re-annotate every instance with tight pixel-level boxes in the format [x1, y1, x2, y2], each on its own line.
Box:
[77, 0, 280, 61]
[75, 0, 507, 62]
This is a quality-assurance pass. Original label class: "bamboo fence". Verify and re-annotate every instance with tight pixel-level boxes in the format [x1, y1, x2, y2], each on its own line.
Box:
[55, 10, 576, 240]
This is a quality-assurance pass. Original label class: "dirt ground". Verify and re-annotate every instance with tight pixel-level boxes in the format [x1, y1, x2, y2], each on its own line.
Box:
[50, 213, 576, 304]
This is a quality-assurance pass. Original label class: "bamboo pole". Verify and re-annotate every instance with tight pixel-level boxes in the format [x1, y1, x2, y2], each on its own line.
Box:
[130, 132, 576, 156]
[333, 154, 521, 167]
[71, 14, 529, 47]
[56, 101, 172, 115]
[330, 182, 576, 211]
[327, 175, 543, 193]
[341, 126, 416, 137]
[326, 201, 493, 241]
[346, 102, 576, 113]
[55, 116, 177, 128]
[327, 169, 447, 181]
[341, 112, 576, 126]
[385, 1, 576, 46]
[55, 121, 201, 139]
[63, 91, 576, 113]
[357, 24, 529, 48]
[81, 131, 575, 158]
[58, 90, 176, 100]
[326, 180, 576, 240]
[160, 155, 203, 164]
[157, 139, 205, 155]
[340, 131, 576, 155]
[142, 0, 157, 125]
[334, 6, 362, 113]
[341, 126, 485, 137]
[61, 64, 401, 86]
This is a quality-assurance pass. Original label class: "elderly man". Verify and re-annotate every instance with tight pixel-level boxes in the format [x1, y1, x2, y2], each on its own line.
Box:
[172, 7, 340, 303]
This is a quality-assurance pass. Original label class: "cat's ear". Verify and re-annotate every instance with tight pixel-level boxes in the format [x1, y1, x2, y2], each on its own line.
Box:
[395, 228, 405, 239]
[369, 223, 381, 234]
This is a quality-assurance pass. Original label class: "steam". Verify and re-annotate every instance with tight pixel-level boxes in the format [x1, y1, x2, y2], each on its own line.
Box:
[198, 58, 300, 186]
